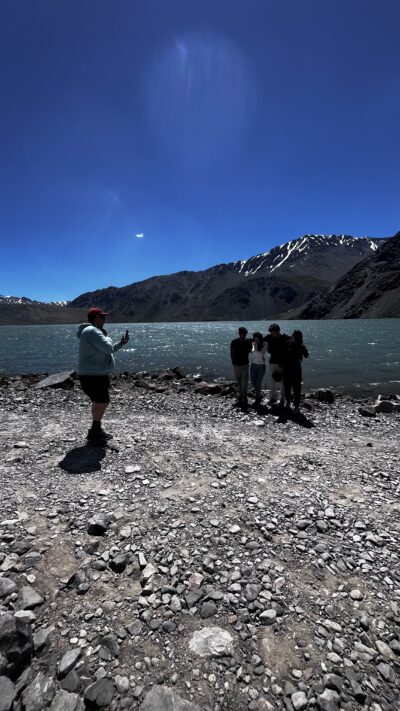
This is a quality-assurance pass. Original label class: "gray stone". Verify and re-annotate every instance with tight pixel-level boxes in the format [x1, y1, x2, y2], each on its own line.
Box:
[244, 584, 261, 602]
[33, 625, 54, 653]
[84, 678, 115, 707]
[189, 627, 234, 657]
[376, 662, 395, 682]
[0, 578, 17, 598]
[18, 586, 44, 610]
[323, 673, 343, 693]
[358, 406, 376, 417]
[259, 609, 277, 625]
[21, 672, 56, 711]
[374, 399, 395, 413]
[49, 690, 85, 711]
[317, 688, 340, 711]
[87, 514, 110, 536]
[200, 600, 217, 618]
[0, 614, 33, 678]
[61, 671, 81, 693]
[109, 555, 126, 574]
[141, 685, 200, 710]
[35, 371, 75, 389]
[0, 676, 15, 711]
[114, 675, 129, 695]
[291, 691, 308, 711]
[58, 648, 82, 678]
[99, 633, 119, 660]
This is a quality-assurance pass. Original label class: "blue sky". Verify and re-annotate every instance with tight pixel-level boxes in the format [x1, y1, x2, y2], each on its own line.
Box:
[1, 0, 399, 301]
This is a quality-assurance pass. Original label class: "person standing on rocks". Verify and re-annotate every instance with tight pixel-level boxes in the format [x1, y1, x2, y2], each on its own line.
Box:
[282, 329, 309, 413]
[230, 326, 252, 406]
[250, 332, 267, 406]
[263, 323, 288, 406]
[77, 307, 129, 444]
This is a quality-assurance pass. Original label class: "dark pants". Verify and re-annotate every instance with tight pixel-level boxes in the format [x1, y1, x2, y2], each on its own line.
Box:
[284, 365, 302, 407]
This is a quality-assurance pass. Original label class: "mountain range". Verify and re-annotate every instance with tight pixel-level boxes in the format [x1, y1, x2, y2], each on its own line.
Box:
[291, 231, 400, 319]
[69, 234, 383, 321]
[1, 232, 398, 324]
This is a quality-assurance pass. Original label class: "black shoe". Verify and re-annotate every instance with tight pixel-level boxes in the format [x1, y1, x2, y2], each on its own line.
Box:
[87, 428, 112, 443]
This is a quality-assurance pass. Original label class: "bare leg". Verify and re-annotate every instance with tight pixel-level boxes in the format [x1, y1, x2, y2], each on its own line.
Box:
[91, 402, 108, 423]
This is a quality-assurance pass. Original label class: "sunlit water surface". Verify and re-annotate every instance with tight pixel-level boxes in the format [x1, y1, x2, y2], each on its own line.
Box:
[0, 320, 399, 396]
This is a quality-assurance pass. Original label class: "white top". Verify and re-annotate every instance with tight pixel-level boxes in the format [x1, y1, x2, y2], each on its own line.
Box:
[250, 344, 267, 365]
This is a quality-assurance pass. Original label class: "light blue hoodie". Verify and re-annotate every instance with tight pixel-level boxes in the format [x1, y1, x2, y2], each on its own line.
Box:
[77, 323, 124, 375]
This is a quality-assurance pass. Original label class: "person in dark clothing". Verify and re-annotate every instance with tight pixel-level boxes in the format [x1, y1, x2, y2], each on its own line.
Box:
[263, 323, 289, 405]
[230, 326, 252, 404]
[283, 330, 309, 413]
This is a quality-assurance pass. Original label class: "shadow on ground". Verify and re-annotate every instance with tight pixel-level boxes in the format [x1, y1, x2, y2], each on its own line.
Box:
[234, 402, 314, 429]
[58, 444, 106, 473]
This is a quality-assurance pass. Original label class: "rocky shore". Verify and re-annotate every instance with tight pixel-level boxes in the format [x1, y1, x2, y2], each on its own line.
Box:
[0, 370, 399, 711]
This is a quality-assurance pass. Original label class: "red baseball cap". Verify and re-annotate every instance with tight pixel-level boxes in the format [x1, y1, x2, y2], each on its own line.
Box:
[88, 307, 108, 320]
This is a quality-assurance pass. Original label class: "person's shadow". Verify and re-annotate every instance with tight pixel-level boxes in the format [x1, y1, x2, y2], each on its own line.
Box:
[275, 409, 314, 429]
[58, 444, 106, 474]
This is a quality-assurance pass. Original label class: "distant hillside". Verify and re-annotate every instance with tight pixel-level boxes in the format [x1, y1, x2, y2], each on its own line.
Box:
[291, 232, 400, 319]
[70, 234, 382, 322]
[0, 299, 86, 325]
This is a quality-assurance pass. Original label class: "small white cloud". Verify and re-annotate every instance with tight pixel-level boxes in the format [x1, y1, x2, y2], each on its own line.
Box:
[135, 233, 144, 238]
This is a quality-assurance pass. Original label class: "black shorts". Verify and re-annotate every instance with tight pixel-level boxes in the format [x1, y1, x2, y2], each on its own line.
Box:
[79, 375, 110, 404]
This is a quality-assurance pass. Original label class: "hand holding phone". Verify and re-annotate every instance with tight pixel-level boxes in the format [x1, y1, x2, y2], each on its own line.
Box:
[121, 329, 129, 344]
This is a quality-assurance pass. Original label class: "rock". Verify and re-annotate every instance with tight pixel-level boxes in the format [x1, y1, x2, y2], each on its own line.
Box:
[0, 578, 17, 598]
[84, 678, 115, 707]
[189, 627, 234, 657]
[323, 673, 343, 693]
[374, 399, 395, 413]
[291, 691, 308, 710]
[87, 514, 110, 536]
[349, 588, 363, 600]
[33, 625, 53, 653]
[0, 676, 15, 711]
[0, 614, 33, 678]
[21, 672, 56, 711]
[141, 685, 200, 710]
[200, 600, 217, 618]
[314, 388, 334, 403]
[109, 554, 127, 573]
[99, 633, 119, 660]
[49, 690, 85, 711]
[259, 609, 277, 625]
[58, 648, 82, 678]
[317, 688, 340, 711]
[229, 524, 241, 534]
[18, 585, 44, 610]
[358, 406, 376, 417]
[61, 671, 81, 693]
[34, 371, 75, 389]
[244, 584, 261, 602]
[114, 675, 129, 695]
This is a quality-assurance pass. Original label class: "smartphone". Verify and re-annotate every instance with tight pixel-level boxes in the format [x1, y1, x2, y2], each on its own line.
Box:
[125, 330, 129, 338]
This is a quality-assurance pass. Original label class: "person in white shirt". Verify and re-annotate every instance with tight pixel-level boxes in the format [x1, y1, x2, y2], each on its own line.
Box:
[250, 332, 267, 405]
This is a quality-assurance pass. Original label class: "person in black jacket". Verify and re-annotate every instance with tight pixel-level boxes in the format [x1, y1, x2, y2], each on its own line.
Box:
[230, 326, 252, 405]
[283, 330, 309, 413]
[263, 323, 289, 405]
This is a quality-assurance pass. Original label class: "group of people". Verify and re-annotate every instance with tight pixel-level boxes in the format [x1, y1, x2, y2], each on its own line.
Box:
[230, 323, 309, 411]
[76, 307, 309, 446]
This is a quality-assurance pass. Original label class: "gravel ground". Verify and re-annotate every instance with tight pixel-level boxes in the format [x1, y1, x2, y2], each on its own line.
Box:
[0, 371, 399, 711]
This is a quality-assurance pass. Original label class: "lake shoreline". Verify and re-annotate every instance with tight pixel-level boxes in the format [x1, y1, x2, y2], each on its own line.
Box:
[0, 371, 399, 709]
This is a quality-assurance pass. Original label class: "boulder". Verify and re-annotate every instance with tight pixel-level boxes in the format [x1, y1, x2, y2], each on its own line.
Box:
[0, 614, 33, 678]
[21, 672, 56, 711]
[0, 578, 17, 598]
[141, 685, 200, 710]
[189, 626, 234, 657]
[374, 399, 395, 413]
[84, 678, 115, 707]
[358, 406, 376, 417]
[49, 690, 85, 711]
[34, 371, 75, 390]
[314, 388, 335, 404]
[0, 676, 15, 711]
